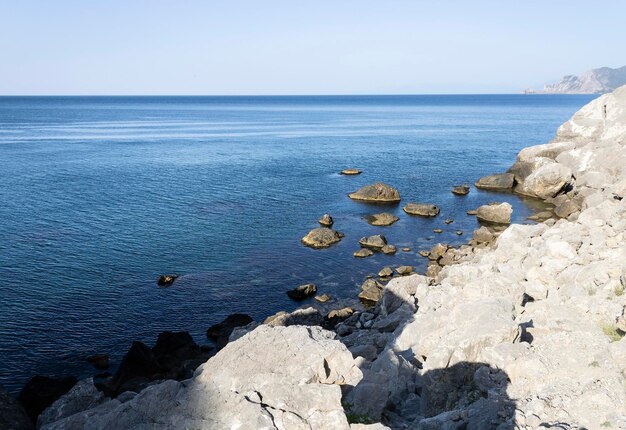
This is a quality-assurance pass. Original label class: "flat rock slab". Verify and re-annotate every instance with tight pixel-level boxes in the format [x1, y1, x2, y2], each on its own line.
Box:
[475, 173, 515, 191]
[367, 213, 399, 226]
[349, 183, 401, 203]
[403, 203, 440, 217]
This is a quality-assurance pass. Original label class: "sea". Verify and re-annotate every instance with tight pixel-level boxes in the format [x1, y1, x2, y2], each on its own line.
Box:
[0, 94, 595, 393]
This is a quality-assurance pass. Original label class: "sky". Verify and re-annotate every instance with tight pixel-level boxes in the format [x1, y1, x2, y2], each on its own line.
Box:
[0, 0, 625, 95]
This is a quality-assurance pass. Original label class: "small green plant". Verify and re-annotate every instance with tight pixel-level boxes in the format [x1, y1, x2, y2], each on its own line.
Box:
[342, 402, 374, 424]
[589, 360, 600, 368]
[615, 285, 624, 296]
[601, 323, 625, 342]
[601, 420, 612, 427]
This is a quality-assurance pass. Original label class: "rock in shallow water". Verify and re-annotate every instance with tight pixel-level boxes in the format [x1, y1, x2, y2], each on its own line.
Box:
[354, 248, 374, 258]
[367, 212, 399, 226]
[403, 203, 440, 217]
[359, 234, 388, 250]
[341, 168, 362, 175]
[474, 173, 515, 191]
[349, 182, 401, 203]
[318, 213, 334, 227]
[157, 274, 178, 287]
[476, 202, 512, 225]
[287, 283, 317, 300]
[381, 244, 397, 255]
[302, 227, 343, 248]
[452, 184, 470, 195]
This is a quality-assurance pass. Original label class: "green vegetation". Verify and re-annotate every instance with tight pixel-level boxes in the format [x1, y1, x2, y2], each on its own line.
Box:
[343, 402, 374, 424]
[601, 323, 625, 342]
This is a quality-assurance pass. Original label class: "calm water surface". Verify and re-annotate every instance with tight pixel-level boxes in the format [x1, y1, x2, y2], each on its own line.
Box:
[0, 95, 595, 393]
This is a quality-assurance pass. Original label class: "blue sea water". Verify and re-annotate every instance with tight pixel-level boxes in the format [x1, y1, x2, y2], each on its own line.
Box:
[0, 94, 595, 393]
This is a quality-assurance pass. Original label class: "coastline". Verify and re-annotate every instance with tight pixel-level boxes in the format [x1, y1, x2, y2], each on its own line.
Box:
[4, 88, 626, 429]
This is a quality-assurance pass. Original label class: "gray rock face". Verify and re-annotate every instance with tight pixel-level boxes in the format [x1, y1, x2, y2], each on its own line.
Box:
[0, 385, 32, 430]
[302, 227, 343, 248]
[367, 212, 399, 226]
[403, 203, 440, 217]
[474, 173, 515, 190]
[541, 65, 626, 94]
[348, 183, 400, 203]
[41, 326, 362, 430]
[515, 162, 573, 199]
[476, 202, 512, 224]
[37, 379, 106, 428]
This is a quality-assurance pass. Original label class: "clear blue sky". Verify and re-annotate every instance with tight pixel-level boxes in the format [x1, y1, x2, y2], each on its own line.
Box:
[0, 0, 624, 95]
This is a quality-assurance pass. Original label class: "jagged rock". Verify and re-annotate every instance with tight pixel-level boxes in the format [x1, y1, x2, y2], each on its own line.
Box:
[157, 274, 178, 287]
[378, 267, 393, 278]
[358, 279, 384, 303]
[472, 226, 495, 244]
[474, 173, 515, 190]
[354, 248, 374, 258]
[428, 243, 448, 261]
[41, 326, 363, 429]
[264, 307, 323, 327]
[452, 184, 470, 195]
[359, 234, 388, 250]
[341, 168, 362, 175]
[476, 202, 512, 224]
[395, 266, 413, 276]
[348, 182, 400, 203]
[287, 283, 317, 300]
[0, 385, 32, 430]
[425, 262, 441, 278]
[318, 214, 334, 227]
[367, 212, 399, 226]
[381, 244, 397, 255]
[18, 376, 77, 423]
[302, 227, 343, 248]
[515, 162, 573, 199]
[207, 314, 253, 347]
[37, 379, 106, 428]
[403, 203, 440, 217]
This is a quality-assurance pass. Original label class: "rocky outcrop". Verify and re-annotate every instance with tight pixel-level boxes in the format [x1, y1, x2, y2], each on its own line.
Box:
[541, 65, 626, 94]
[474, 173, 515, 191]
[358, 235, 387, 250]
[367, 213, 399, 226]
[302, 227, 343, 248]
[349, 183, 401, 203]
[318, 214, 334, 227]
[451, 184, 470, 195]
[40, 326, 363, 430]
[476, 202, 512, 224]
[287, 283, 317, 300]
[18, 376, 77, 424]
[402, 203, 439, 217]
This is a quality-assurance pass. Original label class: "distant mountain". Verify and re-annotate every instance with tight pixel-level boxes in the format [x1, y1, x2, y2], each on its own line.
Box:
[539, 65, 626, 94]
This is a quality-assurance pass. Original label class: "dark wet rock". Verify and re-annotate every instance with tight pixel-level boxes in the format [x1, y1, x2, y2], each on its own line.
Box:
[103, 341, 164, 396]
[403, 203, 440, 217]
[378, 267, 393, 278]
[287, 283, 317, 301]
[358, 278, 384, 304]
[381, 244, 397, 255]
[264, 307, 323, 327]
[433, 228, 443, 233]
[207, 314, 253, 346]
[475, 173, 515, 191]
[476, 202, 512, 225]
[318, 214, 334, 227]
[445, 218, 454, 224]
[359, 234, 388, 250]
[340, 168, 362, 175]
[354, 248, 374, 258]
[301, 227, 343, 248]
[86, 354, 110, 370]
[157, 274, 178, 287]
[18, 376, 77, 423]
[0, 385, 32, 430]
[452, 184, 470, 195]
[348, 182, 401, 203]
[314, 294, 331, 303]
[554, 200, 579, 219]
[152, 331, 202, 368]
[395, 266, 414, 276]
[367, 212, 399, 226]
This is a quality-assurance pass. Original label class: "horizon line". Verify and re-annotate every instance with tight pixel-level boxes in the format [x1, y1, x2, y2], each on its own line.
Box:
[0, 92, 591, 97]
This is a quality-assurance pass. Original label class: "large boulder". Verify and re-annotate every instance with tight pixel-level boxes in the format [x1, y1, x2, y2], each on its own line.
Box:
[476, 202, 512, 225]
[348, 183, 401, 203]
[474, 173, 515, 191]
[37, 379, 106, 428]
[302, 227, 343, 248]
[0, 385, 32, 430]
[358, 279, 385, 304]
[40, 326, 363, 430]
[515, 162, 573, 199]
[403, 203, 440, 217]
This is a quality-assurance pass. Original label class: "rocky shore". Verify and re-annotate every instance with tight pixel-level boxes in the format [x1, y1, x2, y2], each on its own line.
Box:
[3, 86, 626, 429]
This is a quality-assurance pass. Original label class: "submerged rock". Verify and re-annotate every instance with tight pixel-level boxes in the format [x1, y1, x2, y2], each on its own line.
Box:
[474, 173, 515, 190]
[359, 234, 388, 250]
[157, 274, 178, 287]
[354, 248, 374, 258]
[286, 283, 317, 301]
[318, 214, 334, 227]
[340, 168, 362, 175]
[367, 212, 399, 226]
[403, 203, 440, 217]
[302, 227, 343, 248]
[348, 182, 401, 203]
[476, 202, 512, 225]
[452, 184, 470, 195]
